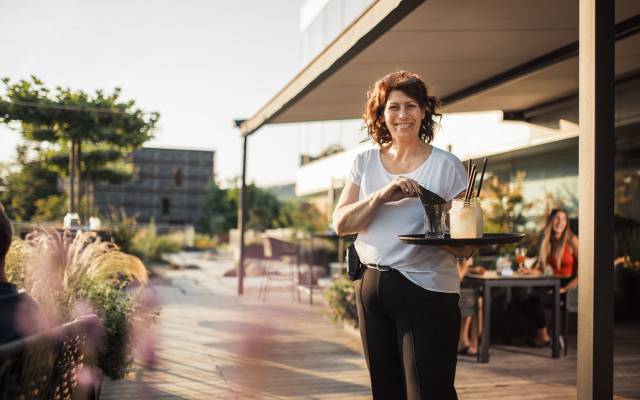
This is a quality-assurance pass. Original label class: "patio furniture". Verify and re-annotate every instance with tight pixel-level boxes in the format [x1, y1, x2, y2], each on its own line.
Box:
[0, 314, 99, 400]
[562, 287, 579, 356]
[296, 234, 324, 305]
[458, 287, 480, 361]
[459, 287, 479, 319]
[258, 236, 301, 302]
[463, 271, 562, 363]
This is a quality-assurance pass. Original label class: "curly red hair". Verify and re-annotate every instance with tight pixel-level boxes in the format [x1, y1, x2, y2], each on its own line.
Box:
[363, 71, 440, 145]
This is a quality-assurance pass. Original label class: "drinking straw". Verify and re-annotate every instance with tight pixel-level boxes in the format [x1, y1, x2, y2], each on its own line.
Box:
[465, 164, 476, 202]
[464, 165, 472, 200]
[476, 158, 488, 197]
[467, 160, 472, 180]
[466, 170, 478, 202]
[467, 163, 476, 200]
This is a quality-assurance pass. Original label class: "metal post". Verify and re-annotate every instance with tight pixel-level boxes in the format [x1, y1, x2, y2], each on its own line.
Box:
[237, 134, 248, 295]
[577, 0, 614, 398]
[76, 141, 82, 218]
[68, 140, 76, 213]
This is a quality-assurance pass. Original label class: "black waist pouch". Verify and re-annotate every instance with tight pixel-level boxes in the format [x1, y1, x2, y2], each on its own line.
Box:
[346, 244, 365, 281]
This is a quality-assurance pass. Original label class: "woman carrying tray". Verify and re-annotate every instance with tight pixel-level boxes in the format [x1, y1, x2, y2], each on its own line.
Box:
[332, 71, 475, 400]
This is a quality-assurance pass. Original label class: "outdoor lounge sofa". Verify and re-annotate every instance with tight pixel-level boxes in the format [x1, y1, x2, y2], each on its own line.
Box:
[0, 314, 99, 400]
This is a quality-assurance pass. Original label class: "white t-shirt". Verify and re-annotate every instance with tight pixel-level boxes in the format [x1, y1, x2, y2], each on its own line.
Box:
[347, 146, 468, 293]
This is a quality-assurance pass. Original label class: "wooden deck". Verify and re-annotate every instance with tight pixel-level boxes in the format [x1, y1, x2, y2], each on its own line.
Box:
[101, 253, 640, 399]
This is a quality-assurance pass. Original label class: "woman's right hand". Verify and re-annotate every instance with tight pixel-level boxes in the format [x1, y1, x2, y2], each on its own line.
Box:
[517, 266, 541, 276]
[375, 176, 421, 204]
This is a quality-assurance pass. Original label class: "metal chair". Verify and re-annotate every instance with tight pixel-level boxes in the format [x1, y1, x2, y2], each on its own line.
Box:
[0, 314, 99, 400]
[459, 287, 481, 361]
[258, 236, 300, 301]
[459, 287, 478, 318]
[562, 287, 579, 356]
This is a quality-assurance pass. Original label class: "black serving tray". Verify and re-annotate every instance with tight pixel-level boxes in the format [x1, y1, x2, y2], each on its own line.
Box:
[398, 233, 525, 246]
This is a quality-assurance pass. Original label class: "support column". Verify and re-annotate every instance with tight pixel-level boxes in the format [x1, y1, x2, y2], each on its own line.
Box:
[577, 0, 614, 398]
[69, 140, 76, 213]
[237, 134, 248, 295]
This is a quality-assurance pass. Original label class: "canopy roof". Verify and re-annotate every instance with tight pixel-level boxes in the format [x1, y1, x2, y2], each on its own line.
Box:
[241, 0, 640, 136]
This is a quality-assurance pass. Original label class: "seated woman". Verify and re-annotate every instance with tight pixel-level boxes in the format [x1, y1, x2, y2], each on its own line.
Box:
[517, 208, 578, 347]
[0, 202, 48, 345]
[457, 258, 485, 356]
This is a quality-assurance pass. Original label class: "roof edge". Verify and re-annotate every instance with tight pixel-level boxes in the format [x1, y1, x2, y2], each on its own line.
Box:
[240, 0, 425, 136]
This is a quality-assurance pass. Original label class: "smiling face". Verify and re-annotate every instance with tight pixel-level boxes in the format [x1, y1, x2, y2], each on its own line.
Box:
[551, 211, 568, 238]
[382, 90, 426, 142]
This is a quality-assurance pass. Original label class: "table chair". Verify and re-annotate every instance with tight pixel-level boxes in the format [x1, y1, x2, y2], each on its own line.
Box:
[258, 236, 301, 301]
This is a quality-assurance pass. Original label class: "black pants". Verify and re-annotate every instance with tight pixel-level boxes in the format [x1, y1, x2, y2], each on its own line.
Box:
[516, 277, 572, 332]
[355, 268, 460, 400]
[517, 289, 568, 331]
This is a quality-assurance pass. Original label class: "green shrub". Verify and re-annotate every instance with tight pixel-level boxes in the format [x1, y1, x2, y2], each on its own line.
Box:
[130, 220, 180, 262]
[106, 208, 139, 254]
[324, 276, 358, 328]
[194, 233, 218, 250]
[482, 172, 534, 255]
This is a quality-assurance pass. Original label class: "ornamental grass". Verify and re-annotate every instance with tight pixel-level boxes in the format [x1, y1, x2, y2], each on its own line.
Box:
[5, 228, 158, 380]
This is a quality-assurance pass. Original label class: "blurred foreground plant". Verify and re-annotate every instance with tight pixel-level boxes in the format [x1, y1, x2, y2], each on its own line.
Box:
[5, 229, 158, 380]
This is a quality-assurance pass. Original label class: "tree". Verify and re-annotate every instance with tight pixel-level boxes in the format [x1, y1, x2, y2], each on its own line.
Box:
[196, 181, 237, 235]
[227, 183, 282, 232]
[196, 179, 326, 236]
[42, 144, 135, 216]
[277, 199, 325, 233]
[0, 146, 62, 221]
[0, 76, 159, 216]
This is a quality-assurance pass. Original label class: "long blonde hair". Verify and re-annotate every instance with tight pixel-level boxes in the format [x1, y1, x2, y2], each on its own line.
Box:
[537, 209, 574, 270]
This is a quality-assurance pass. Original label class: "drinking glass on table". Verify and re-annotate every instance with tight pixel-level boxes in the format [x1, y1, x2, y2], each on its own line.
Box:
[514, 247, 526, 269]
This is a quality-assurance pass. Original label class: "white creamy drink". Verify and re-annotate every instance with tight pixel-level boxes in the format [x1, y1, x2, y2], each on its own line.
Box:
[449, 198, 483, 239]
[474, 198, 484, 237]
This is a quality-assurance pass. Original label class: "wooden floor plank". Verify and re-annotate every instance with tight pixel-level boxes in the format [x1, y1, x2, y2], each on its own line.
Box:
[100, 253, 640, 399]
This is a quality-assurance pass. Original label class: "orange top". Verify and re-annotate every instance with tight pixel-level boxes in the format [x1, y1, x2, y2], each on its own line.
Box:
[547, 244, 576, 277]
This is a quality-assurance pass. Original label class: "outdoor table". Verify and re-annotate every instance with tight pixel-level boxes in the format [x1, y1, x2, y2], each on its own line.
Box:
[463, 271, 562, 363]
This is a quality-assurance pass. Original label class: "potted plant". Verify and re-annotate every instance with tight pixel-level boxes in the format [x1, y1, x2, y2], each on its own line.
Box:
[5, 229, 159, 396]
[324, 275, 359, 332]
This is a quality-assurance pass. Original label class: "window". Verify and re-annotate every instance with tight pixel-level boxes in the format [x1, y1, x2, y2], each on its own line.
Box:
[162, 198, 171, 215]
[174, 168, 184, 186]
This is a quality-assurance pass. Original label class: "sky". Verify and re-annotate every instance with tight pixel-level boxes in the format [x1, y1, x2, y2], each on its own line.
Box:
[0, 0, 342, 186]
[0, 0, 536, 189]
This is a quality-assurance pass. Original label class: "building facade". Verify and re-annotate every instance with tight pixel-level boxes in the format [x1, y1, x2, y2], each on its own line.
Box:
[94, 147, 214, 225]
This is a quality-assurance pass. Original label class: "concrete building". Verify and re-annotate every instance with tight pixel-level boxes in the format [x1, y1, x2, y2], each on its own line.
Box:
[94, 147, 214, 225]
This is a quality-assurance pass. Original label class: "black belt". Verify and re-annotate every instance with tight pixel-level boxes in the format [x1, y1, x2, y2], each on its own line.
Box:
[364, 263, 393, 272]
